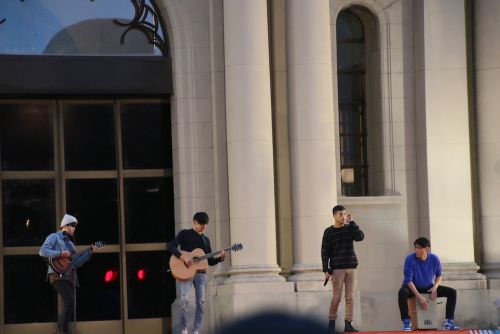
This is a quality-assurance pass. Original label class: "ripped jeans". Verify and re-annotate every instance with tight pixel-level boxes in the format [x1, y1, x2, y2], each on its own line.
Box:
[179, 273, 206, 331]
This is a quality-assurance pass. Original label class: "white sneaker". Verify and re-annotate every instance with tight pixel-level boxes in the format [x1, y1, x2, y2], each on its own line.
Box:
[181, 329, 188, 334]
[193, 331, 200, 334]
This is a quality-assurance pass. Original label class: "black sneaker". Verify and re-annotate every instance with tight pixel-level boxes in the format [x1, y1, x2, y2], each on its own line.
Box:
[344, 320, 359, 332]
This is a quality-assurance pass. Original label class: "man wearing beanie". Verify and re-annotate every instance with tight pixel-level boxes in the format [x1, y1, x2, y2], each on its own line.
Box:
[168, 212, 226, 334]
[39, 214, 97, 334]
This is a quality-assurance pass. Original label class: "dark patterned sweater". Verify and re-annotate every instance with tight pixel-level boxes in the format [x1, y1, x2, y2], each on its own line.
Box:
[321, 222, 364, 272]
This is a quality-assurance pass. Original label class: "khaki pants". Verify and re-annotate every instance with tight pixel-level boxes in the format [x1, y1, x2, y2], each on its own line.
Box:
[329, 268, 356, 321]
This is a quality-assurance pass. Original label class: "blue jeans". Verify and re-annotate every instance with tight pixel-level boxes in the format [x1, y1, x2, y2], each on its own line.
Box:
[179, 273, 206, 331]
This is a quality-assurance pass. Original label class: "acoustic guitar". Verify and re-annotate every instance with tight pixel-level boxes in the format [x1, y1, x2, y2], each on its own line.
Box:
[49, 241, 105, 275]
[169, 243, 243, 281]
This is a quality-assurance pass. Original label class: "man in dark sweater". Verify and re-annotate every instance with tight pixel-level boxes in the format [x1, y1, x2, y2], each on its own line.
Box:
[168, 212, 225, 334]
[321, 205, 364, 334]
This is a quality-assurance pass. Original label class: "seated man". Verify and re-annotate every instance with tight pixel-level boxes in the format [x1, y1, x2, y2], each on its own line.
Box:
[398, 237, 460, 331]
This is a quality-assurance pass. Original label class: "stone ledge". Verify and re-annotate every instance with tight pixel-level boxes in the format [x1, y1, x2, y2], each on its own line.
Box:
[215, 281, 295, 295]
[442, 262, 488, 290]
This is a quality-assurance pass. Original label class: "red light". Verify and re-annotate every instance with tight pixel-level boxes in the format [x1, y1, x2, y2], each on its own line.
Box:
[137, 269, 146, 281]
[104, 270, 118, 283]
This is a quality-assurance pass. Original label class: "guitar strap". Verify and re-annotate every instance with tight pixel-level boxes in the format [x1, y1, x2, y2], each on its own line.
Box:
[201, 234, 209, 253]
[61, 231, 77, 254]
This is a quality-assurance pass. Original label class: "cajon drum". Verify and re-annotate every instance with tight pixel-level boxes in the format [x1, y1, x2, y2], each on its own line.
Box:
[408, 293, 443, 329]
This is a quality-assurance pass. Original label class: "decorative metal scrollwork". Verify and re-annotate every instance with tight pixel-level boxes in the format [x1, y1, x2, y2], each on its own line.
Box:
[0, 1, 34, 26]
[0, 0, 24, 25]
[0, 0, 168, 56]
[113, 0, 168, 56]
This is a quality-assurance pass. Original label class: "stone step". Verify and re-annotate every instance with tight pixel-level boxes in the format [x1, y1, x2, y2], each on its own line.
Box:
[358, 330, 499, 334]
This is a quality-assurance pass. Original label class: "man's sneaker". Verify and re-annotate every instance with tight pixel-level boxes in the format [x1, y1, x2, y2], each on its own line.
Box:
[193, 331, 200, 334]
[181, 329, 188, 334]
[442, 319, 460, 330]
[402, 318, 412, 331]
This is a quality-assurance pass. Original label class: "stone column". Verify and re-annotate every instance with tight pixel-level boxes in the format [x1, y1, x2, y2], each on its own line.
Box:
[223, 0, 283, 282]
[474, 0, 500, 288]
[413, 0, 485, 288]
[286, 0, 337, 282]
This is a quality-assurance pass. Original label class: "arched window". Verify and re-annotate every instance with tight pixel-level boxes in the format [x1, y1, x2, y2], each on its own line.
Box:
[337, 10, 368, 196]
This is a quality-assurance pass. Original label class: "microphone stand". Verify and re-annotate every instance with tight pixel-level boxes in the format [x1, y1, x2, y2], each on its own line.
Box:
[73, 280, 77, 334]
[72, 234, 77, 334]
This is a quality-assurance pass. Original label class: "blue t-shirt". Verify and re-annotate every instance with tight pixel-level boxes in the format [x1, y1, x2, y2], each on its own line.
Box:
[402, 252, 442, 288]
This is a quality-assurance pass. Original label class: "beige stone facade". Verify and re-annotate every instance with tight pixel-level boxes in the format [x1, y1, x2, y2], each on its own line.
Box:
[162, 0, 500, 332]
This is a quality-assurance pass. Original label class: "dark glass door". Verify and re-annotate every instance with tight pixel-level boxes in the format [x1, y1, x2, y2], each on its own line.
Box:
[0, 100, 175, 334]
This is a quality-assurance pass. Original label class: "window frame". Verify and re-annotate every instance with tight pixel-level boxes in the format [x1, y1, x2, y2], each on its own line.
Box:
[0, 55, 172, 97]
[0, 98, 175, 326]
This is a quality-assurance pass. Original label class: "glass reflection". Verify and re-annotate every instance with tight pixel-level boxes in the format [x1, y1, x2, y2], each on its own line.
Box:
[124, 177, 174, 244]
[2, 179, 56, 247]
[126, 251, 175, 318]
[337, 9, 368, 196]
[76, 253, 121, 321]
[121, 103, 172, 169]
[336, 10, 364, 40]
[3, 255, 57, 323]
[0, 0, 162, 55]
[66, 178, 119, 245]
[63, 103, 116, 171]
[0, 103, 54, 171]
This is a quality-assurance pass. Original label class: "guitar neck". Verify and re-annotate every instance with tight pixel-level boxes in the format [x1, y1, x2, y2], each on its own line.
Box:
[72, 246, 92, 257]
[195, 246, 233, 261]
[75, 242, 103, 257]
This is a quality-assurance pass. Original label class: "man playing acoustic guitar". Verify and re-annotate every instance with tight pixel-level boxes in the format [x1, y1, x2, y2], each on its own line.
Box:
[168, 212, 225, 334]
[39, 214, 98, 334]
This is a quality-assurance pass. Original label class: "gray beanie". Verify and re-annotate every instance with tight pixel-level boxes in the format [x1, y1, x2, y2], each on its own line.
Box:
[60, 214, 78, 228]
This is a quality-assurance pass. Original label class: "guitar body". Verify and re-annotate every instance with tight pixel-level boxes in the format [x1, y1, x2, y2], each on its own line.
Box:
[169, 248, 209, 281]
[49, 257, 72, 274]
[48, 241, 105, 275]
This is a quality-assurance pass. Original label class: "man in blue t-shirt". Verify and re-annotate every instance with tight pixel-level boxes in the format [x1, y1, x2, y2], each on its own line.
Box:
[398, 237, 460, 331]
